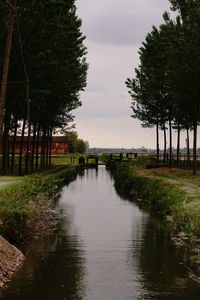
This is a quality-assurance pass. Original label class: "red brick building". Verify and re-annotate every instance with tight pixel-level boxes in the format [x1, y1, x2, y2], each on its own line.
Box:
[8, 136, 69, 155]
[51, 136, 69, 154]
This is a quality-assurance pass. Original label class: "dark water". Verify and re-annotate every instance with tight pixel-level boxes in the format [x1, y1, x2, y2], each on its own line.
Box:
[1, 167, 200, 300]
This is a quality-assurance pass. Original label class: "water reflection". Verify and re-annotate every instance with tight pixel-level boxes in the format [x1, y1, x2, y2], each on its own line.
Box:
[1, 167, 200, 300]
[131, 217, 200, 299]
[1, 215, 86, 300]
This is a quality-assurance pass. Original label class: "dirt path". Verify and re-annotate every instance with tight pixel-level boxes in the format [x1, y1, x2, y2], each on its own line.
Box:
[140, 168, 200, 196]
[0, 177, 22, 189]
[163, 178, 200, 195]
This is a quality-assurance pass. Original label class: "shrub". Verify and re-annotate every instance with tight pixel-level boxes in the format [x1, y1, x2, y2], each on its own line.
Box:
[0, 166, 78, 242]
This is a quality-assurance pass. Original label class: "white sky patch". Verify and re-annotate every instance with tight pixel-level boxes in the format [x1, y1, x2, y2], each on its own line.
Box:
[74, 0, 194, 149]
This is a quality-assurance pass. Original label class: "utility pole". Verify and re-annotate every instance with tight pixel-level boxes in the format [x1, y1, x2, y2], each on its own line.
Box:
[0, 0, 17, 152]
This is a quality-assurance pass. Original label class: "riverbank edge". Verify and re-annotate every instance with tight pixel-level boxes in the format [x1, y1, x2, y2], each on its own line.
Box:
[0, 165, 79, 290]
[109, 162, 200, 279]
[0, 236, 25, 291]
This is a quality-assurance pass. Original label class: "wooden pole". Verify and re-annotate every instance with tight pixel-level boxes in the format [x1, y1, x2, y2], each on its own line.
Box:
[0, 0, 17, 152]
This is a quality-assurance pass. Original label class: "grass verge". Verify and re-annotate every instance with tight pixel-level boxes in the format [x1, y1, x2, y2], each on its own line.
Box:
[0, 165, 78, 243]
[110, 162, 200, 238]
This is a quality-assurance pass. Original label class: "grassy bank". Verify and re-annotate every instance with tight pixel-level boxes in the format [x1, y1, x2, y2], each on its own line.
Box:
[0, 165, 78, 243]
[51, 154, 88, 166]
[110, 162, 200, 238]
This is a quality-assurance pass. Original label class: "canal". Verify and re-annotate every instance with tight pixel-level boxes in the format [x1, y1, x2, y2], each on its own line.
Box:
[1, 166, 199, 299]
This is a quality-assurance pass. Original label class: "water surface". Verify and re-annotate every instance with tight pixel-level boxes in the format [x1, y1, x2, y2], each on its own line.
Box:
[1, 167, 200, 299]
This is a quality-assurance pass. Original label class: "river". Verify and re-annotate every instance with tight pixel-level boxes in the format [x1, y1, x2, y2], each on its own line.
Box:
[1, 166, 200, 299]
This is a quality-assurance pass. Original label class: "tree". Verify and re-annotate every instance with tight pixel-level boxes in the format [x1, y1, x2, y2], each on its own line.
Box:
[76, 139, 89, 153]
[65, 131, 78, 153]
[127, 2, 200, 174]
[126, 26, 170, 162]
[0, 0, 88, 174]
[168, 0, 200, 174]
[65, 130, 89, 153]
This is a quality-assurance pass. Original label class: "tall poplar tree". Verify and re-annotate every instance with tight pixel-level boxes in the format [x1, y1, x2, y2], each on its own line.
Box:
[0, 0, 88, 174]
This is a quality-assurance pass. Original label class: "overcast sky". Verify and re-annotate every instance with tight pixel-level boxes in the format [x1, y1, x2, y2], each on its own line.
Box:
[74, 0, 175, 149]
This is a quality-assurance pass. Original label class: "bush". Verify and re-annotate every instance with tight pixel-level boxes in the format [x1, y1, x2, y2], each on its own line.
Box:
[0, 166, 78, 242]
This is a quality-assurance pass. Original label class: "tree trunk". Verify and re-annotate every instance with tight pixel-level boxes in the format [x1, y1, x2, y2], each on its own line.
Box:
[40, 130, 45, 170]
[177, 123, 180, 168]
[31, 123, 37, 173]
[35, 124, 40, 172]
[156, 118, 159, 163]
[187, 128, 190, 161]
[169, 118, 172, 168]
[193, 123, 197, 176]
[49, 129, 52, 166]
[2, 111, 11, 175]
[25, 125, 32, 174]
[25, 81, 31, 174]
[0, 0, 17, 152]
[18, 118, 26, 176]
[46, 129, 49, 168]
[163, 125, 166, 162]
[11, 117, 18, 174]
[43, 131, 47, 169]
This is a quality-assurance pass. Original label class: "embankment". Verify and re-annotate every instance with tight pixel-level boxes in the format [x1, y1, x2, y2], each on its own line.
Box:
[110, 162, 200, 237]
[0, 165, 79, 290]
[110, 162, 200, 279]
[0, 236, 25, 290]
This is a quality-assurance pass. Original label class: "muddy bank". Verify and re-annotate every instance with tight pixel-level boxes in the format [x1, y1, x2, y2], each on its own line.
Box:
[0, 236, 25, 290]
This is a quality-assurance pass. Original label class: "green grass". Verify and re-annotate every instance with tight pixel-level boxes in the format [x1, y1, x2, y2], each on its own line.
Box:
[51, 154, 85, 165]
[0, 154, 85, 175]
[110, 162, 200, 238]
[0, 165, 78, 243]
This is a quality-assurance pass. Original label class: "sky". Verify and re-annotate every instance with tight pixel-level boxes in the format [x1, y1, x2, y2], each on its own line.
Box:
[74, 0, 175, 149]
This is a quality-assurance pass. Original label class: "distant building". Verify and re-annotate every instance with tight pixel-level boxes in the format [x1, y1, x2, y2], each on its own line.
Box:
[8, 136, 69, 155]
[51, 136, 69, 154]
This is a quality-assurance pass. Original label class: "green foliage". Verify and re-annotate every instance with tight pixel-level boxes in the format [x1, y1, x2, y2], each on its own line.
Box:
[100, 154, 111, 163]
[76, 139, 89, 154]
[0, 166, 78, 242]
[172, 199, 200, 235]
[5, 0, 88, 130]
[126, 1, 200, 174]
[110, 163, 200, 237]
[132, 156, 151, 167]
[0, 0, 88, 175]
[65, 130, 89, 153]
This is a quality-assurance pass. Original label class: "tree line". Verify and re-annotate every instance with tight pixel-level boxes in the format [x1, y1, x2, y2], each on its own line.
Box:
[126, 0, 200, 175]
[0, 0, 88, 175]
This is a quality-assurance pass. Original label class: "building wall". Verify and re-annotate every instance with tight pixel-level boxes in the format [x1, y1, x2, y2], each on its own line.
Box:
[51, 142, 69, 155]
[8, 136, 69, 155]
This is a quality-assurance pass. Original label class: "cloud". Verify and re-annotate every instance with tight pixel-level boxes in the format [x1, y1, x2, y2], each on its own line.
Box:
[74, 115, 157, 148]
[75, 0, 181, 148]
[77, 0, 171, 46]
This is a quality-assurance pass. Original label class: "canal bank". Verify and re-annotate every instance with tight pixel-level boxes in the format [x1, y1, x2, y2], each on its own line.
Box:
[0, 165, 79, 290]
[1, 166, 199, 299]
[109, 162, 200, 280]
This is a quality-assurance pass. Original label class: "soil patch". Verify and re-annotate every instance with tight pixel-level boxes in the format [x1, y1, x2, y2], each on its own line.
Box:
[0, 236, 25, 290]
